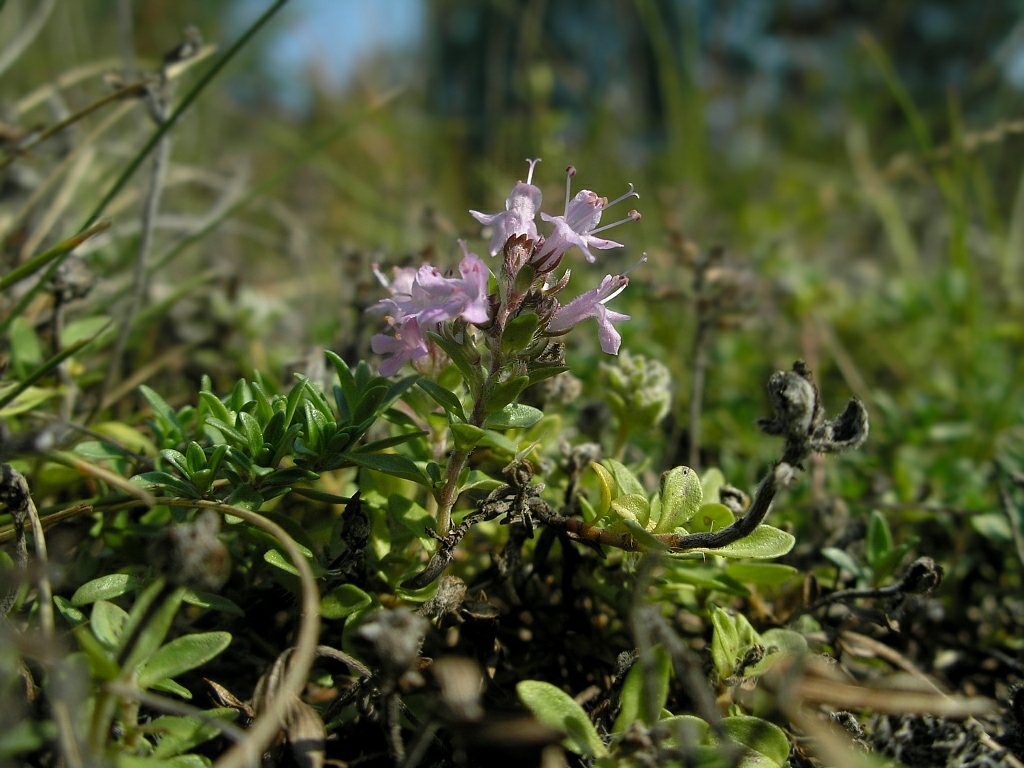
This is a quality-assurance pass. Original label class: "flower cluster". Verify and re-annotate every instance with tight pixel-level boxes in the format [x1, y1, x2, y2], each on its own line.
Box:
[370, 160, 642, 376]
[370, 248, 489, 376]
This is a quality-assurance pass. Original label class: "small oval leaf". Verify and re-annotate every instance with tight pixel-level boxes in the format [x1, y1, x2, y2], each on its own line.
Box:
[71, 574, 139, 606]
[320, 584, 373, 620]
[688, 526, 795, 560]
[91, 600, 129, 649]
[483, 403, 543, 430]
[687, 502, 735, 534]
[137, 632, 232, 689]
[516, 680, 608, 757]
[654, 466, 703, 533]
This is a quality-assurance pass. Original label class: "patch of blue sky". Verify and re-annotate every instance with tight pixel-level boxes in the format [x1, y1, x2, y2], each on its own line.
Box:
[227, 0, 424, 111]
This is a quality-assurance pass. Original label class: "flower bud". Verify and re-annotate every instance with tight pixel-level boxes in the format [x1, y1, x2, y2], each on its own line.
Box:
[899, 557, 943, 595]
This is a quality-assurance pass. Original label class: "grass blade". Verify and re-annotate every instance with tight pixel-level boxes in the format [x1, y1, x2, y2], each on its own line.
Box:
[0, 220, 111, 292]
[80, 0, 290, 231]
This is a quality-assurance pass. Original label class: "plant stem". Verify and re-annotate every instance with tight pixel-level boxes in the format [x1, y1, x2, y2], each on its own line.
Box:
[435, 447, 470, 537]
[434, 316, 508, 536]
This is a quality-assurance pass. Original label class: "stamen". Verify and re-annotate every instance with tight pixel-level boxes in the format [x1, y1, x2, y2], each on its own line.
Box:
[525, 158, 541, 185]
[564, 165, 576, 214]
[371, 263, 390, 289]
[600, 275, 630, 305]
[603, 183, 639, 211]
[622, 252, 648, 277]
[588, 209, 641, 235]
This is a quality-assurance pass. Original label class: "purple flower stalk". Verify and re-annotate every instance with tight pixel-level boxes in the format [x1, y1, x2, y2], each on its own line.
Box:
[370, 159, 643, 375]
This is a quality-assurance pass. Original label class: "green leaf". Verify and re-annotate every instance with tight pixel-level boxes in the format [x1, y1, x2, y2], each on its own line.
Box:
[476, 429, 519, 455]
[425, 331, 482, 389]
[197, 393, 231, 429]
[73, 624, 120, 680]
[613, 645, 672, 732]
[0, 720, 58, 759]
[356, 430, 429, 454]
[148, 709, 238, 758]
[873, 540, 917, 584]
[526, 364, 570, 386]
[53, 596, 88, 628]
[516, 680, 608, 758]
[417, 379, 467, 422]
[121, 587, 187, 673]
[62, 315, 112, 347]
[688, 526, 795, 560]
[141, 386, 182, 430]
[290, 486, 352, 505]
[710, 605, 741, 679]
[622, 518, 670, 551]
[151, 679, 193, 699]
[263, 548, 302, 576]
[659, 715, 712, 747]
[0, 336, 93, 409]
[483, 403, 544, 430]
[700, 467, 726, 504]
[451, 423, 486, 450]
[611, 493, 651, 529]
[602, 459, 646, 498]
[91, 600, 129, 649]
[225, 484, 264, 511]
[970, 513, 1012, 541]
[353, 382, 391, 426]
[743, 629, 809, 677]
[483, 375, 530, 414]
[71, 574, 139, 606]
[725, 563, 800, 587]
[502, 313, 540, 352]
[653, 466, 703, 533]
[687, 502, 736, 534]
[320, 584, 373, 620]
[138, 632, 232, 689]
[237, 412, 264, 458]
[118, 579, 168, 654]
[325, 351, 358, 416]
[865, 510, 892, 568]
[116, 755, 210, 768]
[717, 716, 791, 767]
[822, 547, 865, 579]
[0, 385, 61, 419]
[340, 451, 429, 485]
[661, 564, 749, 596]
[161, 449, 190, 477]
[591, 461, 616, 517]
[9, 317, 43, 375]
[181, 590, 244, 617]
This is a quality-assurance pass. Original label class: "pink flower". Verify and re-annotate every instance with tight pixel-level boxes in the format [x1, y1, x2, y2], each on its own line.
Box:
[546, 274, 632, 355]
[469, 159, 543, 256]
[457, 243, 490, 324]
[371, 316, 429, 376]
[530, 168, 640, 273]
[369, 247, 493, 375]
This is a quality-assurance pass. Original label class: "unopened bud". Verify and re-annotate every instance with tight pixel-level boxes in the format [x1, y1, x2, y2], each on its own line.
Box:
[761, 365, 818, 441]
[899, 557, 943, 595]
